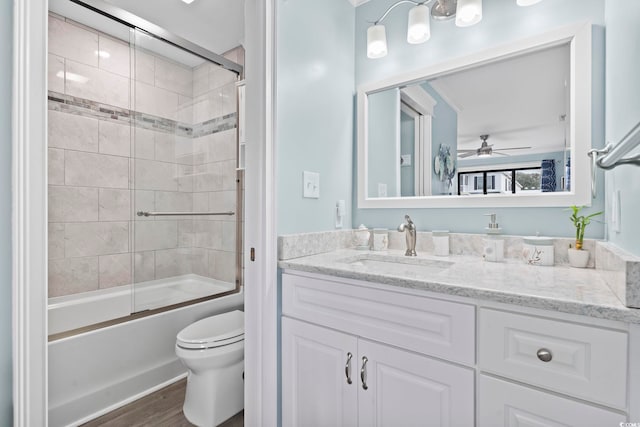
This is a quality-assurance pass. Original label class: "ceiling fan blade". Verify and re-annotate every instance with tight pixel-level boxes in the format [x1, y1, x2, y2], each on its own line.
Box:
[458, 151, 477, 158]
[497, 146, 532, 151]
[492, 151, 510, 156]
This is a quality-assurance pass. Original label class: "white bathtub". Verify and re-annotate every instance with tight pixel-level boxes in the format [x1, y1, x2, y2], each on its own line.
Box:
[48, 274, 236, 335]
[48, 280, 243, 427]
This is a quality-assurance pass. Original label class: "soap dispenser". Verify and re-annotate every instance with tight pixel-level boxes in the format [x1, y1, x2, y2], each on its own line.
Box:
[483, 214, 504, 262]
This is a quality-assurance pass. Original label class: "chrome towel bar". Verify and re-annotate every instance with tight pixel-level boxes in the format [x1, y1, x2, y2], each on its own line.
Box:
[136, 211, 235, 217]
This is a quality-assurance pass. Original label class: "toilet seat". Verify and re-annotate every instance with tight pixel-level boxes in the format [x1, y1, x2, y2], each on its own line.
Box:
[177, 310, 244, 350]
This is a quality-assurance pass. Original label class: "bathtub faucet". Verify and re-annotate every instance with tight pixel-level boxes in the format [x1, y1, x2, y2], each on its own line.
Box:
[398, 215, 417, 256]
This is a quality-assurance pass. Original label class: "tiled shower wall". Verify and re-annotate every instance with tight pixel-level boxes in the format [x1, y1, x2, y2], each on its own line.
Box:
[48, 13, 242, 298]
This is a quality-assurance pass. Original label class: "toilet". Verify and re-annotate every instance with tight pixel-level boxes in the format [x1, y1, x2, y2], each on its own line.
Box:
[176, 310, 244, 427]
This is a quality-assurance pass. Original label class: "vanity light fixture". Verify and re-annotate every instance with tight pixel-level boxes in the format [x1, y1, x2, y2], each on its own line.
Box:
[181, 0, 195, 4]
[367, 0, 543, 59]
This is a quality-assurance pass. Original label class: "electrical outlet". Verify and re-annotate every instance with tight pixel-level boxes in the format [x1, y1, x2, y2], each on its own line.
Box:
[378, 183, 387, 197]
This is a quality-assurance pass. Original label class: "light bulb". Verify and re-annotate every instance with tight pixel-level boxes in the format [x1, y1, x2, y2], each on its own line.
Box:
[367, 24, 388, 59]
[517, 0, 542, 5]
[407, 4, 430, 44]
[455, 0, 482, 27]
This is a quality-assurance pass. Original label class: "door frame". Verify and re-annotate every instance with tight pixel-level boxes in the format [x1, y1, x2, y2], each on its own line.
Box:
[12, 1, 277, 426]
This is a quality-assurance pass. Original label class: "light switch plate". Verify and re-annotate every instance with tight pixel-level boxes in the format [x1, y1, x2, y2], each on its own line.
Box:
[303, 171, 320, 198]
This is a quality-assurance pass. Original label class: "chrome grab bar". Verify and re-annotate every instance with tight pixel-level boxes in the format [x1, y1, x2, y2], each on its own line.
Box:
[136, 211, 235, 217]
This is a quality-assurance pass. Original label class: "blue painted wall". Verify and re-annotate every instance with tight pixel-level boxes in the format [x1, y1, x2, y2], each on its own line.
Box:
[400, 111, 414, 196]
[354, 0, 606, 238]
[422, 82, 457, 195]
[276, 0, 355, 234]
[604, 0, 640, 256]
[368, 89, 399, 197]
[0, 0, 12, 423]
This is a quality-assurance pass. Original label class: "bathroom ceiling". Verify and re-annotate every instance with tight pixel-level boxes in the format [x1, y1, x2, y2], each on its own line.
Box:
[103, 0, 245, 55]
[430, 44, 570, 156]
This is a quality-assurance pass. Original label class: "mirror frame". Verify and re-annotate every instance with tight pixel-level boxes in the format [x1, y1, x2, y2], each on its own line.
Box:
[357, 22, 593, 209]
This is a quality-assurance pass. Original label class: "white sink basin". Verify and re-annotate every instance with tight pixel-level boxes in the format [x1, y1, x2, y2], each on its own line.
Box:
[339, 254, 453, 277]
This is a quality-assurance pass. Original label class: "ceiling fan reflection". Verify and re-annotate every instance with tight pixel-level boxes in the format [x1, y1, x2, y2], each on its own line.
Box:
[457, 134, 531, 158]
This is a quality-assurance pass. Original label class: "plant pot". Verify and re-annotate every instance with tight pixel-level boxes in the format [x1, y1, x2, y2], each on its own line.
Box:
[567, 248, 590, 268]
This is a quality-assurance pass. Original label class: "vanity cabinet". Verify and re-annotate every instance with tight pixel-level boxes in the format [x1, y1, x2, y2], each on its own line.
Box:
[281, 271, 635, 426]
[281, 273, 476, 427]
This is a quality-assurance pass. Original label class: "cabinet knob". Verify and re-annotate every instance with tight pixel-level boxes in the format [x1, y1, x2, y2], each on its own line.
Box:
[536, 348, 553, 362]
[360, 356, 369, 390]
[345, 352, 353, 385]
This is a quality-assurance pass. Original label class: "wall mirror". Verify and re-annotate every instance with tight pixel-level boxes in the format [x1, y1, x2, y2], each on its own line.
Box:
[357, 23, 594, 208]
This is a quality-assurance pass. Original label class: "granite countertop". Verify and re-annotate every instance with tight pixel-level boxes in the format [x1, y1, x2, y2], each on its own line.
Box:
[279, 248, 640, 325]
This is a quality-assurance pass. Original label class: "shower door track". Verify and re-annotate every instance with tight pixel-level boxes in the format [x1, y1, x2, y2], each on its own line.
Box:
[69, 0, 243, 75]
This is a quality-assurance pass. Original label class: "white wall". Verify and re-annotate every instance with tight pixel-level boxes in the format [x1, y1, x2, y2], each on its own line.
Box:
[276, 0, 355, 234]
[604, 0, 640, 256]
[0, 0, 13, 422]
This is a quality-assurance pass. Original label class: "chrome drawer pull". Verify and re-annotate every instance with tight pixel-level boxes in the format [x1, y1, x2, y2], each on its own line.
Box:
[345, 352, 353, 385]
[361, 356, 369, 390]
[537, 348, 553, 362]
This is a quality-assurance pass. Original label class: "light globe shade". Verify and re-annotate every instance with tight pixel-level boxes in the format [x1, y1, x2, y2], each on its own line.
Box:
[407, 4, 431, 44]
[367, 24, 388, 59]
[517, 0, 542, 5]
[455, 0, 482, 27]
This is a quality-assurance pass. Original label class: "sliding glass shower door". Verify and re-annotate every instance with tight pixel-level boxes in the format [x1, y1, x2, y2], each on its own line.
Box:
[130, 29, 242, 313]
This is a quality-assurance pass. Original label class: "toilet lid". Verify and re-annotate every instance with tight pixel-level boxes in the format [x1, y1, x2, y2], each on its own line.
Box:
[177, 310, 244, 350]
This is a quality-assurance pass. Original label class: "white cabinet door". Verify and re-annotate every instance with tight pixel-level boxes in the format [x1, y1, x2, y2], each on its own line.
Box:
[357, 339, 474, 427]
[478, 375, 625, 427]
[282, 317, 358, 427]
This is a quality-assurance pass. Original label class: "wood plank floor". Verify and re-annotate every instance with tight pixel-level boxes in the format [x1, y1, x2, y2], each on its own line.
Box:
[81, 378, 244, 427]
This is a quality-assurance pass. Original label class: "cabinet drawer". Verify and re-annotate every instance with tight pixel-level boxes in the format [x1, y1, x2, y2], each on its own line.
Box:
[479, 375, 625, 427]
[479, 308, 627, 409]
[282, 273, 475, 365]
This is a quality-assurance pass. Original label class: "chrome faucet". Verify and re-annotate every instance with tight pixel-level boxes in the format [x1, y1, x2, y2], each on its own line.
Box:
[398, 215, 417, 256]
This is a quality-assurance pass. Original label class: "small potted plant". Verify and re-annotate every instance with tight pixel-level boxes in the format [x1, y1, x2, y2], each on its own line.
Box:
[567, 205, 602, 268]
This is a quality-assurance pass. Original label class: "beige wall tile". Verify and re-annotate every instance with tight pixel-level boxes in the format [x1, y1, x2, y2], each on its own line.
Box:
[193, 192, 208, 212]
[133, 159, 177, 191]
[208, 190, 236, 215]
[174, 135, 195, 165]
[65, 222, 129, 257]
[209, 66, 236, 90]
[49, 110, 99, 152]
[98, 35, 130, 78]
[193, 220, 222, 250]
[99, 188, 131, 221]
[65, 151, 129, 188]
[133, 49, 154, 85]
[48, 15, 98, 67]
[193, 91, 221, 124]
[190, 248, 208, 277]
[133, 127, 155, 160]
[221, 221, 236, 252]
[48, 148, 65, 186]
[133, 220, 177, 252]
[192, 64, 209, 98]
[177, 95, 194, 124]
[48, 54, 65, 93]
[49, 257, 99, 297]
[49, 223, 65, 260]
[193, 162, 223, 192]
[207, 250, 235, 283]
[99, 120, 131, 157]
[99, 253, 132, 288]
[134, 251, 155, 283]
[177, 164, 194, 193]
[49, 186, 99, 222]
[154, 248, 192, 279]
[65, 60, 130, 109]
[154, 132, 176, 163]
[221, 159, 237, 191]
[135, 81, 178, 121]
[178, 220, 195, 248]
[155, 191, 193, 213]
[220, 83, 237, 117]
[154, 57, 193, 97]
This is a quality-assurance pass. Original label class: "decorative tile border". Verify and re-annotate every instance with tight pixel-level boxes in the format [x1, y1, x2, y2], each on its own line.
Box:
[48, 90, 236, 139]
[596, 242, 640, 308]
